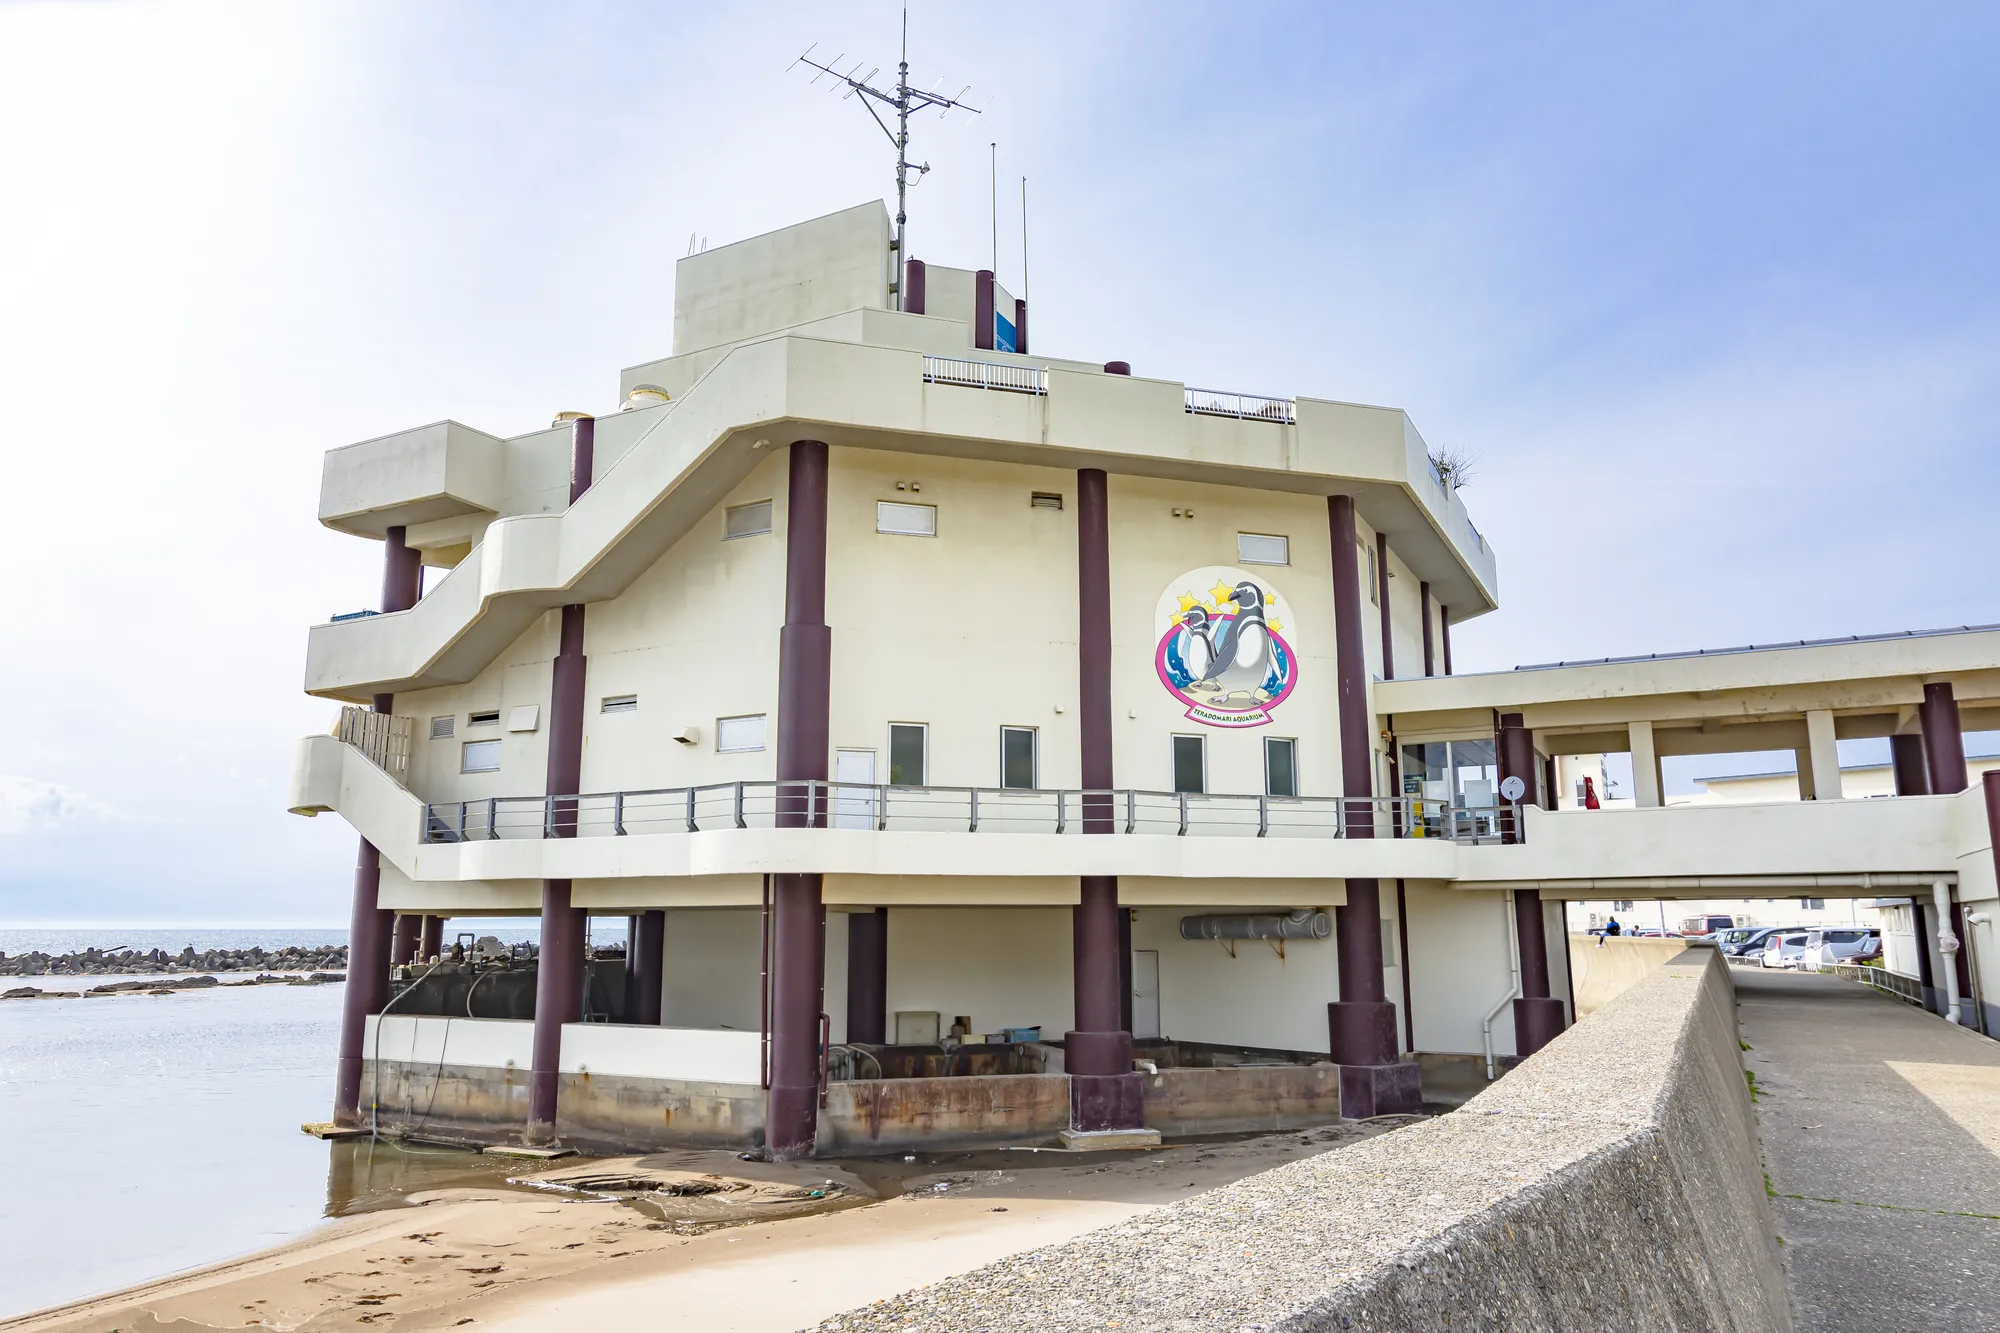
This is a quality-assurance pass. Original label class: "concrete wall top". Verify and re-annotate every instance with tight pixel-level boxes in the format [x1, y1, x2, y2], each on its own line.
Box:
[812, 948, 1790, 1332]
[671, 202, 892, 356]
[319, 422, 509, 538]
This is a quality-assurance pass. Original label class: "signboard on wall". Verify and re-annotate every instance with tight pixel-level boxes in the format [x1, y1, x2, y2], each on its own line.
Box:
[994, 310, 1017, 354]
[1154, 567, 1299, 729]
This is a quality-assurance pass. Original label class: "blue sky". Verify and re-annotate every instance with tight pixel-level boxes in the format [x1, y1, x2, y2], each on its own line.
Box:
[1, 1, 1995, 923]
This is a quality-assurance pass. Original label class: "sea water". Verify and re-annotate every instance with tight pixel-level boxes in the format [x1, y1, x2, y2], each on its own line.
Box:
[0, 921, 632, 1318]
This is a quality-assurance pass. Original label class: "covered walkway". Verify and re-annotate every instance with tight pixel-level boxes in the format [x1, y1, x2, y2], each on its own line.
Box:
[1738, 967, 2000, 1331]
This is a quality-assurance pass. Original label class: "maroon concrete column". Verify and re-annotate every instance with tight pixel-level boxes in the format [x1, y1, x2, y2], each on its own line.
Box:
[1015, 298, 1029, 355]
[627, 910, 664, 1026]
[390, 915, 419, 968]
[1910, 897, 1940, 1012]
[1326, 496, 1418, 1117]
[768, 440, 832, 1159]
[1420, 582, 1434, 677]
[332, 526, 424, 1125]
[1542, 756, 1559, 812]
[1066, 466, 1142, 1130]
[1921, 683, 1967, 794]
[904, 258, 926, 315]
[1980, 770, 2000, 1028]
[333, 839, 392, 1124]
[419, 915, 445, 963]
[381, 525, 422, 617]
[527, 416, 595, 1143]
[974, 269, 995, 350]
[1891, 733, 1930, 796]
[1497, 712, 1535, 845]
[845, 908, 887, 1045]
[1375, 533, 1394, 681]
[1440, 606, 1453, 675]
[1511, 888, 1564, 1057]
[1103, 361, 1131, 376]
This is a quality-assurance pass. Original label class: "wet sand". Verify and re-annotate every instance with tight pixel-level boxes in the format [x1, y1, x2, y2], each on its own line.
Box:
[5, 1122, 1415, 1331]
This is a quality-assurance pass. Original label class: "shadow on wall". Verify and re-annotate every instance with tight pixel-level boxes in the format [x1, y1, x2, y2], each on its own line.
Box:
[1569, 934, 1690, 1017]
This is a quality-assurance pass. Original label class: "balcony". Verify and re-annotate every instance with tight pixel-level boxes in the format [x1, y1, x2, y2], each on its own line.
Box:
[420, 781, 1519, 845]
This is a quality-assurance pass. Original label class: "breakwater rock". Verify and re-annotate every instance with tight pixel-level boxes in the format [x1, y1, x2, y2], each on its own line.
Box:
[4, 972, 346, 1000]
[0, 944, 349, 977]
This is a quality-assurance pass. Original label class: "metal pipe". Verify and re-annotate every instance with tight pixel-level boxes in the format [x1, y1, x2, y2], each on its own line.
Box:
[1178, 791, 1189, 836]
[613, 792, 625, 836]
[1482, 889, 1523, 1080]
[1934, 878, 1964, 1024]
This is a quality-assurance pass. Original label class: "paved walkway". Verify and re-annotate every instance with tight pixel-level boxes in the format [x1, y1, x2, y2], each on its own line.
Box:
[1736, 967, 2000, 1332]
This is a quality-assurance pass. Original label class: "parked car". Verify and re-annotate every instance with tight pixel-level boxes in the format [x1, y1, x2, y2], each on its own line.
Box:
[1681, 914, 1737, 936]
[1760, 931, 1810, 968]
[1715, 926, 1793, 959]
[1801, 927, 1880, 970]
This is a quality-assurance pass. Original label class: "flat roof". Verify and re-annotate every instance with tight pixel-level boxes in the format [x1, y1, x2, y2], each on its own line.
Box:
[1509, 622, 2000, 674]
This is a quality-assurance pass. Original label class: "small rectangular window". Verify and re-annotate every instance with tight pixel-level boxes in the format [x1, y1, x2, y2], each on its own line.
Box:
[876, 501, 937, 537]
[1030, 491, 1064, 511]
[889, 723, 928, 786]
[724, 500, 772, 540]
[1362, 542, 1378, 605]
[429, 716, 455, 740]
[460, 739, 502, 773]
[1171, 735, 1206, 795]
[1238, 532, 1289, 566]
[999, 727, 1037, 790]
[468, 710, 500, 727]
[1804, 898, 1826, 911]
[601, 695, 638, 714]
[1264, 737, 1298, 798]
[716, 714, 767, 753]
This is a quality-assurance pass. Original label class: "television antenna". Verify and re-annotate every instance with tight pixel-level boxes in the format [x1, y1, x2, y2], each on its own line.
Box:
[790, 7, 981, 310]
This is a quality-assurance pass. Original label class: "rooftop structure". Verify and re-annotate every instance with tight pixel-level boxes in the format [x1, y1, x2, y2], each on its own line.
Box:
[291, 202, 2000, 1158]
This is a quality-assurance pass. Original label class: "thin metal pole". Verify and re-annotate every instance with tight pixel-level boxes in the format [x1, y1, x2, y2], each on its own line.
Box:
[1020, 176, 1029, 303]
[990, 142, 998, 273]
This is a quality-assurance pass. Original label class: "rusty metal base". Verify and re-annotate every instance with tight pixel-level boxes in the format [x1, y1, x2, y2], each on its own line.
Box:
[1337, 1060, 1423, 1119]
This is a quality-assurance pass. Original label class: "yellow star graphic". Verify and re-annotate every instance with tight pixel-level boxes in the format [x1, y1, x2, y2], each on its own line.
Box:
[1209, 580, 1237, 608]
[1268, 617, 1283, 633]
[1177, 592, 1201, 614]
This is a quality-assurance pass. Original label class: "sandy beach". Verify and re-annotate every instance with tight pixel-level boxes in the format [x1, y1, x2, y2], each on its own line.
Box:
[4, 1123, 1410, 1332]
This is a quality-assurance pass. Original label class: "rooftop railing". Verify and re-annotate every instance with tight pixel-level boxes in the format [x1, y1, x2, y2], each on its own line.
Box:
[420, 781, 1518, 845]
[1184, 387, 1296, 424]
[922, 355, 1048, 395]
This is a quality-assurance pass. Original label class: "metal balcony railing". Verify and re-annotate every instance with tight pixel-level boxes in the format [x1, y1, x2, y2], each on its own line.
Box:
[420, 781, 1521, 846]
[336, 705, 414, 785]
[922, 355, 1048, 395]
[1184, 388, 1296, 424]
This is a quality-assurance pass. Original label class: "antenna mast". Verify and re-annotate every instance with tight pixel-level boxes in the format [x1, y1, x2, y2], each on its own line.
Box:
[791, 8, 981, 310]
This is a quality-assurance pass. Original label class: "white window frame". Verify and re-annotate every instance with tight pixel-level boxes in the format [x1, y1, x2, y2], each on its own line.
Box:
[876, 500, 938, 537]
[600, 694, 638, 714]
[460, 738, 502, 774]
[1237, 532, 1290, 566]
[888, 722, 928, 787]
[716, 713, 768, 754]
[1170, 734, 1207, 795]
[468, 710, 500, 728]
[724, 500, 773, 540]
[1362, 541, 1378, 605]
[1263, 736, 1299, 798]
[999, 726, 1038, 790]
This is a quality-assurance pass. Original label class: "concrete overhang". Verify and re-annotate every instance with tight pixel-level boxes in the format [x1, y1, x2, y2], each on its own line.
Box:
[1376, 628, 2000, 728]
[307, 333, 1498, 701]
[319, 421, 508, 539]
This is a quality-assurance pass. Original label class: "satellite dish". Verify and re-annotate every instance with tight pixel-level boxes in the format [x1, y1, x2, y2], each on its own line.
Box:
[1499, 775, 1527, 802]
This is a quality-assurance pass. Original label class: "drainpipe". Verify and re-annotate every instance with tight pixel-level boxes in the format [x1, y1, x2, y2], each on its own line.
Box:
[1482, 889, 1523, 1080]
[1932, 879, 1962, 1024]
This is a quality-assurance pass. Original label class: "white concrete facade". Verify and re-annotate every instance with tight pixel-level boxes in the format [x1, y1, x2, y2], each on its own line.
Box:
[298, 203, 2000, 1068]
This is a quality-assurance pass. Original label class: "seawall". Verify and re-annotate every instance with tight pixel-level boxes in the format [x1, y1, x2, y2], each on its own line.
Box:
[816, 946, 1791, 1331]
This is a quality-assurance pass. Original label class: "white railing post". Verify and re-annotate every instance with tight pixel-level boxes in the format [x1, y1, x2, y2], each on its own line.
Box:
[685, 786, 697, 833]
[613, 792, 626, 836]
[1258, 794, 1269, 838]
[1178, 791, 1189, 836]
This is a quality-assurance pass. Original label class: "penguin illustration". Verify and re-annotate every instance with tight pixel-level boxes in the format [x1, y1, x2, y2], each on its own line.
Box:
[1193, 581, 1277, 702]
[1177, 607, 1217, 684]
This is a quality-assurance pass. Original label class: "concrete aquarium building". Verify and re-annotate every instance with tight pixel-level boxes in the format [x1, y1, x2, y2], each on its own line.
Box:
[289, 202, 2000, 1158]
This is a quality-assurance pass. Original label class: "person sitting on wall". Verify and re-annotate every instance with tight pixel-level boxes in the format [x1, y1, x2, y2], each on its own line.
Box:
[1599, 916, 1622, 948]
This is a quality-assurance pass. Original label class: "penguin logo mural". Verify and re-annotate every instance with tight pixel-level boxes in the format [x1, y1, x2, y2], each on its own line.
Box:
[1155, 568, 1299, 728]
